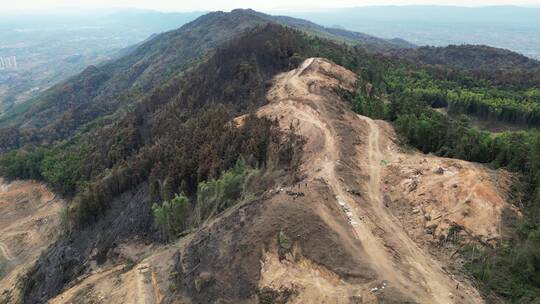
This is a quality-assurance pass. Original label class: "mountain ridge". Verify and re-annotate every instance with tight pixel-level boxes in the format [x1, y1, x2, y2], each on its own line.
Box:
[0, 9, 413, 151]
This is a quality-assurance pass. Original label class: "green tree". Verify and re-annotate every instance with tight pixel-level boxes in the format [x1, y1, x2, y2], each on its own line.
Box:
[152, 193, 191, 240]
[195, 159, 249, 224]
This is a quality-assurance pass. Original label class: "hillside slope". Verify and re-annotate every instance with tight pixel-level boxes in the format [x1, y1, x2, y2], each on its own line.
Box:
[27, 58, 520, 304]
[0, 10, 271, 145]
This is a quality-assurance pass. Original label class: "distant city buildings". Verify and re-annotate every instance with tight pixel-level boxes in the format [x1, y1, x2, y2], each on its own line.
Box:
[0, 56, 17, 70]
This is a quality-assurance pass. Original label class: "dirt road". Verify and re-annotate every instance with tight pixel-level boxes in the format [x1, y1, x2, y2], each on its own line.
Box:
[352, 117, 459, 302]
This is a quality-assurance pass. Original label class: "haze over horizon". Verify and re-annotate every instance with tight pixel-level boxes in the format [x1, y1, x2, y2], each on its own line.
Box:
[3, 0, 540, 12]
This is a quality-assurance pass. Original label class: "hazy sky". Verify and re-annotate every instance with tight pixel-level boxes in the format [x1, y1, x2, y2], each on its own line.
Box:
[5, 0, 540, 12]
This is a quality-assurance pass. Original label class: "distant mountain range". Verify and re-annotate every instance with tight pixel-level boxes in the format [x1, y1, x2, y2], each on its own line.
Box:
[285, 5, 540, 59]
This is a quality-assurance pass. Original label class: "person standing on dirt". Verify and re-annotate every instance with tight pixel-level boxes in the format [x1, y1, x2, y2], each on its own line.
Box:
[383, 186, 390, 207]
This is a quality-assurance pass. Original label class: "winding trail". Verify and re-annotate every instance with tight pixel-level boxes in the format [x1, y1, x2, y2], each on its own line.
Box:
[0, 242, 14, 261]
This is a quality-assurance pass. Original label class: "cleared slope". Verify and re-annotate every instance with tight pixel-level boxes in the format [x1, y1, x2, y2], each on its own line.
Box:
[251, 58, 475, 303]
[0, 179, 64, 303]
[383, 147, 520, 245]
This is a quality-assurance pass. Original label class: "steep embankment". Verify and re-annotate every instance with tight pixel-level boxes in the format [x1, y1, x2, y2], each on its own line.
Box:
[0, 179, 63, 303]
[38, 58, 517, 303]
